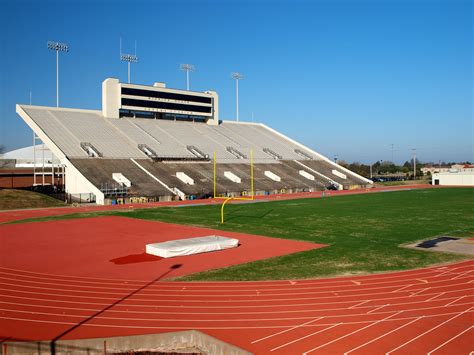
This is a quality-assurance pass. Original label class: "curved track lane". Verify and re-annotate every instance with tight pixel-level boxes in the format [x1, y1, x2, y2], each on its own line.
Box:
[1, 261, 472, 354]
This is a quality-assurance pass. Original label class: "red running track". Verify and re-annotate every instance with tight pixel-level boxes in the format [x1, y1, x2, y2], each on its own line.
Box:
[1, 186, 473, 354]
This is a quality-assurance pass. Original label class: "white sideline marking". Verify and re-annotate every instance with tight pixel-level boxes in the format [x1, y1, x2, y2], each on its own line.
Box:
[427, 326, 473, 354]
[367, 304, 388, 314]
[385, 307, 473, 354]
[344, 317, 423, 354]
[251, 317, 324, 343]
[351, 280, 361, 285]
[302, 311, 402, 354]
[269, 323, 341, 352]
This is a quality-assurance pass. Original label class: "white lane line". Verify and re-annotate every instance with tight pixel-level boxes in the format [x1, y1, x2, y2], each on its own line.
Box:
[349, 300, 370, 309]
[410, 287, 430, 297]
[451, 270, 473, 280]
[251, 317, 324, 343]
[426, 293, 445, 302]
[1, 309, 472, 331]
[427, 326, 473, 354]
[385, 307, 473, 354]
[367, 304, 388, 314]
[392, 284, 412, 293]
[3, 278, 472, 304]
[344, 317, 423, 354]
[269, 323, 341, 352]
[444, 295, 467, 307]
[302, 311, 402, 354]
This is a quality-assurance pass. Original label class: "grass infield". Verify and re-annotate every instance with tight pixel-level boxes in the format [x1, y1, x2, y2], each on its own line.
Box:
[7, 188, 473, 281]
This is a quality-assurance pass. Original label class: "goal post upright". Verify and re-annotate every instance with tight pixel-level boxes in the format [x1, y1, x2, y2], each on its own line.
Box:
[214, 149, 255, 223]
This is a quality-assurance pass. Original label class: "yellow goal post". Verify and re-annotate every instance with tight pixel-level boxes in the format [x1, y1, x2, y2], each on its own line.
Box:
[213, 149, 254, 223]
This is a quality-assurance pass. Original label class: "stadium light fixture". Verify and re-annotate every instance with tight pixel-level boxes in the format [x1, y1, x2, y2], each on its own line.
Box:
[120, 53, 139, 84]
[120, 38, 139, 83]
[180, 64, 195, 91]
[231, 72, 243, 121]
[47, 41, 69, 107]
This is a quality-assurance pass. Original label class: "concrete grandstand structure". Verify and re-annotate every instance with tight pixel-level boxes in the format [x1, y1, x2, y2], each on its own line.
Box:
[16, 78, 372, 205]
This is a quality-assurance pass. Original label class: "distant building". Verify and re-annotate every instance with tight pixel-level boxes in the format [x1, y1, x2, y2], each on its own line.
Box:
[422, 164, 474, 175]
[432, 171, 474, 186]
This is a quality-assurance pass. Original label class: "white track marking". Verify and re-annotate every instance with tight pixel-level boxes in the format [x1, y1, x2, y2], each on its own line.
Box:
[302, 311, 402, 354]
[349, 300, 370, 309]
[410, 287, 430, 297]
[1, 309, 472, 330]
[444, 295, 466, 307]
[367, 304, 388, 314]
[344, 317, 423, 354]
[451, 270, 473, 280]
[251, 317, 324, 343]
[417, 279, 429, 284]
[2, 260, 471, 287]
[427, 326, 473, 354]
[426, 293, 445, 301]
[1, 293, 472, 316]
[2, 278, 471, 304]
[269, 323, 341, 352]
[385, 307, 473, 354]
[392, 284, 412, 293]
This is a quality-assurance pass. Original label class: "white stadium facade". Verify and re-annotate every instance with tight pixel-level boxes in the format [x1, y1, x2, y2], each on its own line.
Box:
[16, 78, 372, 205]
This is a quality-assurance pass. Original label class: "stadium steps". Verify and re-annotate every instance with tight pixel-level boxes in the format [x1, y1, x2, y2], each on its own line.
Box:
[301, 159, 369, 187]
[70, 159, 172, 197]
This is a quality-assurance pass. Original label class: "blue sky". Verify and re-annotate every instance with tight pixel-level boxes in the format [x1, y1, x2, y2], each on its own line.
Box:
[0, 0, 472, 164]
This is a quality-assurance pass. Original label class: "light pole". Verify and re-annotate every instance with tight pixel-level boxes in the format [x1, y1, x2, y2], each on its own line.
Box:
[47, 41, 69, 107]
[180, 64, 195, 90]
[412, 148, 417, 178]
[231, 72, 243, 121]
[120, 53, 138, 84]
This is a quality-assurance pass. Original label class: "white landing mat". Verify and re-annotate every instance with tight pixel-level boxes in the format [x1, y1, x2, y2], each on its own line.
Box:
[146, 235, 239, 258]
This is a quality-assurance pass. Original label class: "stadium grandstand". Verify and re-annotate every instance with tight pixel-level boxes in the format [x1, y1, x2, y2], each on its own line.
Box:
[16, 78, 372, 205]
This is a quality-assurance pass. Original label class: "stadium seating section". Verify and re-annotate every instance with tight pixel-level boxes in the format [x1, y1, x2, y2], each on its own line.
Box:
[21, 106, 370, 202]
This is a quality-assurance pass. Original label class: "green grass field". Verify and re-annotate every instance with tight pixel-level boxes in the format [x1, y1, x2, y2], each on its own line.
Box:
[0, 188, 66, 210]
[8, 188, 473, 281]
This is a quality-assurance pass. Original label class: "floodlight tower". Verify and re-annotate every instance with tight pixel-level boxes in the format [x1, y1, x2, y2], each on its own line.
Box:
[120, 53, 139, 84]
[120, 37, 138, 83]
[180, 64, 195, 90]
[231, 72, 243, 121]
[47, 41, 69, 107]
